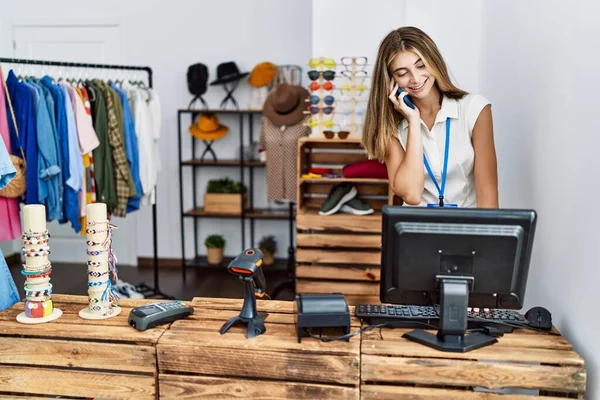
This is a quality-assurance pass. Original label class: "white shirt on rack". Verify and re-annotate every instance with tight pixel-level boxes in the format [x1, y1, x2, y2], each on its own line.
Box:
[397, 93, 491, 208]
[125, 83, 157, 206]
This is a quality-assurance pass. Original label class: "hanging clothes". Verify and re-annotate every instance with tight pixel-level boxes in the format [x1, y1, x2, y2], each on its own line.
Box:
[258, 116, 310, 202]
[87, 80, 116, 210]
[5, 70, 38, 206]
[30, 78, 63, 222]
[0, 113, 19, 310]
[112, 83, 142, 212]
[66, 83, 99, 231]
[94, 80, 134, 218]
[146, 88, 161, 206]
[0, 248, 19, 312]
[0, 67, 22, 241]
[58, 82, 84, 233]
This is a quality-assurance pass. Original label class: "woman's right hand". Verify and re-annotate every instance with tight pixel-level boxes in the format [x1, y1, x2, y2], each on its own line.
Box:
[388, 78, 420, 122]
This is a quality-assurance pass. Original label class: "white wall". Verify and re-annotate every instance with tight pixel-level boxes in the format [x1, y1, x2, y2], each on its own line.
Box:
[404, 0, 483, 94]
[0, 0, 313, 260]
[481, 0, 599, 397]
[312, 0, 406, 68]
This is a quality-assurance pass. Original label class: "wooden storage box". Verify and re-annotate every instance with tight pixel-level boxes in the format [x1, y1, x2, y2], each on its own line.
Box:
[0, 295, 167, 400]
[203, 193, 247, 215]
[361, 325, 586, 399]
[158, 297, 360, 399]
[295, 137, 392, 305]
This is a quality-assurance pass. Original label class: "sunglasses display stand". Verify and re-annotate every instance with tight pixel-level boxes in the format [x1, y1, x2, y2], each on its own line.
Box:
[306, 57, 334, 138]
[306, 57, 368, 139]
[340, 57, 368, 138]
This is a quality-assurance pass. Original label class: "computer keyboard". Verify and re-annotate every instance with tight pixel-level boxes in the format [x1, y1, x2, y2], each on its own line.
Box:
[355, 304, 528, 329]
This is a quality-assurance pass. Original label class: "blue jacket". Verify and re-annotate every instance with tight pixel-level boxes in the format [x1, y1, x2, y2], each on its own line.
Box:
[112, 84, 142, 212]
[29, 80, 62, 221]
[5, 71, 39, 205]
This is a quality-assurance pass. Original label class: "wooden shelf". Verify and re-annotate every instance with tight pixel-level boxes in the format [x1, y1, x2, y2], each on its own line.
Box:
[299, 136, 362, 144]
[178, 109, 263, 114]
[185, 256, 287, 270]
[181, 159, 265, 167]
[300, 177, 388, 184]
[183, 208, 290, 220]
[296, 208, 382, 233]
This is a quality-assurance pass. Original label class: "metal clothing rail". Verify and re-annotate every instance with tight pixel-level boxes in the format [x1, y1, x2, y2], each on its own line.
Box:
[0, 56, 172, 300]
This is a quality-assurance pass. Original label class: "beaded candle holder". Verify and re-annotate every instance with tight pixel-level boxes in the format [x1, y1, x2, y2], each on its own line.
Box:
[16, 205, 63, 324]
[78, 203, 121, 320]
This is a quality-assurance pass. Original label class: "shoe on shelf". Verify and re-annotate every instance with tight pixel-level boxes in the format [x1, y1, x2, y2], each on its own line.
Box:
[319, 183, 358, 216]
[114, 279, 145, 299]
[340, 196, 375, 216]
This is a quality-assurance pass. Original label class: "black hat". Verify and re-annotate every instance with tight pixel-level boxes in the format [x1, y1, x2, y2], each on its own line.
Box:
[210, 61, 249, 85]
[187, 63, 209, 96]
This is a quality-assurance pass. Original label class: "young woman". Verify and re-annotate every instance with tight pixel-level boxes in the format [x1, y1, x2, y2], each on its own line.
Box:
[362, 26, 498, 208]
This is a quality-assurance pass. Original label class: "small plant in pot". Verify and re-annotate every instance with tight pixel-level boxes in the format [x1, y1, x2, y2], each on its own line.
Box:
[258, 235, 277, 266]
[205, 234, 226, 265]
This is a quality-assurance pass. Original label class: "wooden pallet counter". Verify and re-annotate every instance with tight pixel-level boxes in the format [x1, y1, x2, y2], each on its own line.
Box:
[157, 297, 360, 399]
[0, 294, 167, 400]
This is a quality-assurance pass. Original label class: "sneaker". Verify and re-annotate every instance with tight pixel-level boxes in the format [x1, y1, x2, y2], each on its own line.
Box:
[319, 183, 358, 216]
[114, 279, 145, 299]
[341, 197, 375, 215]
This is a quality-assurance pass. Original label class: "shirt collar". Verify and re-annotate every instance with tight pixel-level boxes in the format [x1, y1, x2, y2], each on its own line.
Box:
[400, 95, 459, 131]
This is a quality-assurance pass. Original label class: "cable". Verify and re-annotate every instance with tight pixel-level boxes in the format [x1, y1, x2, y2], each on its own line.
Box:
[303, 319, 443, 343]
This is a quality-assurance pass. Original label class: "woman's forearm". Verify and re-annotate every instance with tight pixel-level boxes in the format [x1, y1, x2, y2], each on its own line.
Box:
[392, 120, 424, 205]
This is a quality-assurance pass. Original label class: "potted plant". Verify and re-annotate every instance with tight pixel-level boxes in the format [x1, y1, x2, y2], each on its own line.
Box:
[204, 177, 248, 215]
[258, 235, 277, 266]
[205, 234, 226, 265]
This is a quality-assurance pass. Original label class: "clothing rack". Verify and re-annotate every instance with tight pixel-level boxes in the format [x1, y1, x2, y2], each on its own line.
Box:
[0, 57, 172, 300]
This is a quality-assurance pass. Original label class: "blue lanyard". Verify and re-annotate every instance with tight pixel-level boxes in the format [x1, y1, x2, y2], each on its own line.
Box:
[423, 118, 451, 207]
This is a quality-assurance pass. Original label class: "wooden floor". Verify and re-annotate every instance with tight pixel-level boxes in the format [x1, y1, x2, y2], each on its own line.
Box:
[9, 262, 294, 302]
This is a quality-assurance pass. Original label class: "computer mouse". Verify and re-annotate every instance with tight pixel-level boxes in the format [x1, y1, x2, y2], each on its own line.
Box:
[525, 306, 552, 331]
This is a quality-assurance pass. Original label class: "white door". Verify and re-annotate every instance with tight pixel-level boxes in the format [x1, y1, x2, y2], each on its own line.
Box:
[8, 22, 139, 266]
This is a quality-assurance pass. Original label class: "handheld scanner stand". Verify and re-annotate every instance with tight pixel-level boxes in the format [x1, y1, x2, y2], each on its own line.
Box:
[227, 248, 267, 298]
[221, 248, 268, 339]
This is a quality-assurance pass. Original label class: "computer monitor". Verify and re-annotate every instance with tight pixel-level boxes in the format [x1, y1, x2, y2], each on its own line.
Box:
[380, 206, 537, 352]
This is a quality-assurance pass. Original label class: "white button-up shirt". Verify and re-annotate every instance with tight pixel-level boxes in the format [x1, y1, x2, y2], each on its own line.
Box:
[397, 94, 490, 208]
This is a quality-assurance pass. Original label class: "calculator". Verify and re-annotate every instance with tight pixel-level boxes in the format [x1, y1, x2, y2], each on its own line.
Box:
[128, 301, 194, 331]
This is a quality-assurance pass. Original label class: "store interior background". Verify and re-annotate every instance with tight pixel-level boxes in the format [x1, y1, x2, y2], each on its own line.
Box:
[0, 0, 597, 396]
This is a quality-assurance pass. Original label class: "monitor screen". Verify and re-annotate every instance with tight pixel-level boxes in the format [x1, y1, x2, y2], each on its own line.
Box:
[380, 206, 537, 310]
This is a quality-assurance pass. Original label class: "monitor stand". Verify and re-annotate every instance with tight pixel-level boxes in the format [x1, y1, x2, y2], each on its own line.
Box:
[403, 276, 497, 352]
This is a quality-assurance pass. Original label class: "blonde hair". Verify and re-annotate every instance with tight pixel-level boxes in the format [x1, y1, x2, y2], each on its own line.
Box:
[362, 26, 468, 162]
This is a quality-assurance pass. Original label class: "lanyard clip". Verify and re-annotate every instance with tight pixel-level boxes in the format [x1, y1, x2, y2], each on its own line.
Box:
[438, 196, 444, 207]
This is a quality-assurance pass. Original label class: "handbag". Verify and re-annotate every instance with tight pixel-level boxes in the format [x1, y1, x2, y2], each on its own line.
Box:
[0, 65, 26, 199]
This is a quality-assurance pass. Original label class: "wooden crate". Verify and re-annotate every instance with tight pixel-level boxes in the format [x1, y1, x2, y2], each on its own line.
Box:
[0, 294, 167, 400]
[361, 325, 587, 399]
[157, 297, 360, 399]
[204, 193, 247, 214]
[296, 137, 391, 305]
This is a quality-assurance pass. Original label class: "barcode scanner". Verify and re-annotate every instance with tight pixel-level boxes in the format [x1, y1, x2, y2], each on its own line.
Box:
[220, 248, 268, 339]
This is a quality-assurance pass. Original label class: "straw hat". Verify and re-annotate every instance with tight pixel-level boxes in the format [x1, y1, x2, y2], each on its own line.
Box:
[0, 155, 26, 198]
[188, 113, 229, 141]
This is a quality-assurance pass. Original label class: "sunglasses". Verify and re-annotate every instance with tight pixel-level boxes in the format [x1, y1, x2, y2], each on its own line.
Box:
[309, 57, 336, 70]
[308, 70, 335, 81]
[323, 130, 350, 140]
[338, 107, 365, 117]
[341, 56, 368, 72]
[307, 106, 335, 115]
[309, 95, 335, 105]
[309, 81, 334, 91]
[306, 117, 334, 129]
[340, 83, 367, 93]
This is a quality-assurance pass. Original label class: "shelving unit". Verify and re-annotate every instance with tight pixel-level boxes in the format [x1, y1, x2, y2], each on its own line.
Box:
[178, 109, 295, 281]
[295, 137, 395, 305]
